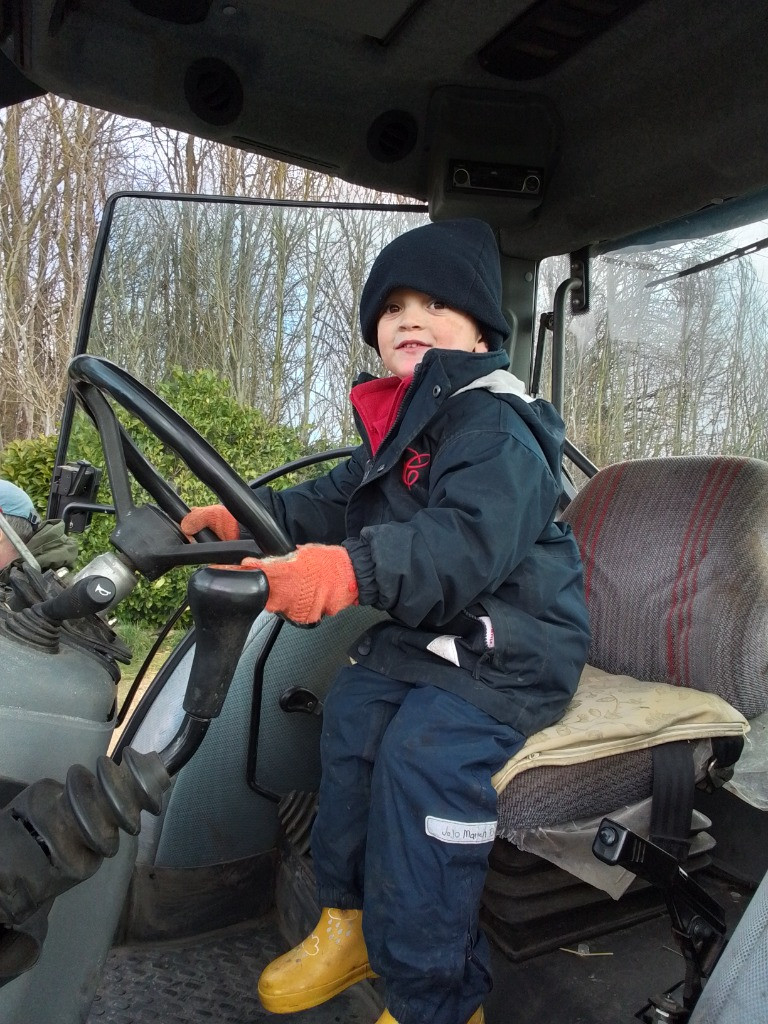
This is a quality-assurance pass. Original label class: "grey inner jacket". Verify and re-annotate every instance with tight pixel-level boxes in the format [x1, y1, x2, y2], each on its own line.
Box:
[255, 347, 590, 736]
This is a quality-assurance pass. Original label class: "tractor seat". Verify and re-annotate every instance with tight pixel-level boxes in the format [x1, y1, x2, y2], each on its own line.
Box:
[490, 455, 768, 896]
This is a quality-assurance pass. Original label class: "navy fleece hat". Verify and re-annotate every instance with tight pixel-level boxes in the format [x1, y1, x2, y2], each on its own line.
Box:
[359, 218, 510, 351]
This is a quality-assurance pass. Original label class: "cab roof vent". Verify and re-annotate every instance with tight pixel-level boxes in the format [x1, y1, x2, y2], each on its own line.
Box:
[130, 0, 213, 25]
[479, 0, 645, 80]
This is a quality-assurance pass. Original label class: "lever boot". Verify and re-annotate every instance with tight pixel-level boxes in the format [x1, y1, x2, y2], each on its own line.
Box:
[257, 907, 376, 1012]
[375, 1007, 484, 1024]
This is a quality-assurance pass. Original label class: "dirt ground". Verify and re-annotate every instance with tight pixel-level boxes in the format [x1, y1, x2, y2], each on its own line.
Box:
[109, 655, 164, 752]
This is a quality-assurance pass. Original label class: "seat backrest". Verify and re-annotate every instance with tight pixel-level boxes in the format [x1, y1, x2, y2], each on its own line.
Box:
[560, 456, 768, 717]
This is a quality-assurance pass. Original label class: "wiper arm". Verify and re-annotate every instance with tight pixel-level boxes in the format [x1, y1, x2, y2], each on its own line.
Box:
[645, 232, 768, 289]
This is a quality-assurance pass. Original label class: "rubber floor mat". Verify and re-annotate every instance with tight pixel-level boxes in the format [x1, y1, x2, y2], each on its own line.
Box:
[86, 915, 380, 1024]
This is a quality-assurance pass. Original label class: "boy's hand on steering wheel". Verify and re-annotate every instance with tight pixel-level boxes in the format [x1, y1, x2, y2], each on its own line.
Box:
[181, 504, 240, 542]
[219, 544, 359, 625]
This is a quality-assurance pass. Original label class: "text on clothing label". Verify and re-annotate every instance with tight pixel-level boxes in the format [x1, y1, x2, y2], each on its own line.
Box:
[425, 816, 497, 844]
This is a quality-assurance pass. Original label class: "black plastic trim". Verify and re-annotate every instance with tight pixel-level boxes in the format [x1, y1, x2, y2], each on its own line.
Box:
[479, 0, 646, 81]
[245, 615, 285, 803]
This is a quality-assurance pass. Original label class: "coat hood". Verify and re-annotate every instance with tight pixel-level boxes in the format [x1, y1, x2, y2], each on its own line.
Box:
[453, 367, 567, 486]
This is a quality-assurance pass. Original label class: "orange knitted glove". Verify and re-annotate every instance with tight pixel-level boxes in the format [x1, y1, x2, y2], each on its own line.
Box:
[181, 504, 240, 541]
[222, 543, 359, 625]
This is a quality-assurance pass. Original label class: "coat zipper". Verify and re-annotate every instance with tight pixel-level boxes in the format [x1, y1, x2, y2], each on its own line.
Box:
[352, 367, 424, 478]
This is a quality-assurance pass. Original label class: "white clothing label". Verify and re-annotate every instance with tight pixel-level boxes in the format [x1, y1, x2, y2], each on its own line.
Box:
[426, 634, 461, 667]
[426, 619, 494, 668]
[425, 816, 497, 844]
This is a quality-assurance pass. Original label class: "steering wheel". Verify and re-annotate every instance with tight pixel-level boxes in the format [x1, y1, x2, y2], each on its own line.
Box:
[68, 355, 293, 576]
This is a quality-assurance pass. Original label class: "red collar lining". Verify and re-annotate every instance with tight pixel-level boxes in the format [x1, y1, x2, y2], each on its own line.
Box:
[350, 375, 413, 455]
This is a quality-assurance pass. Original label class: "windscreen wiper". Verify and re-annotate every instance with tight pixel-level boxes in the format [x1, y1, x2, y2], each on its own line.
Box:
[645, 233, 768, 289]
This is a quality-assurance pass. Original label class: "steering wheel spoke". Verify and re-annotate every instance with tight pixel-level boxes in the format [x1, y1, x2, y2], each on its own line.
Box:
[68, 355, 294, 575]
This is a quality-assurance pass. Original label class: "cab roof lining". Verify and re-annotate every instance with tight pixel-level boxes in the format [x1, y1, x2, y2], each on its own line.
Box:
[3, 0, 766, 259]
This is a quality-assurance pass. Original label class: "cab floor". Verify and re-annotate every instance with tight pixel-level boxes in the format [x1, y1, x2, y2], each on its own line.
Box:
[87, 875, 750, 1024]
[86, 912, 380, 1024]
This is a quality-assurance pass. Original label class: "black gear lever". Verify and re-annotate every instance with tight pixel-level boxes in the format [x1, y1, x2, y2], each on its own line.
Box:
[0, 575, 118, 652]
[0, 566, 269, 985]
[159, 567, 269, 773]
[182, 566, 269, 720]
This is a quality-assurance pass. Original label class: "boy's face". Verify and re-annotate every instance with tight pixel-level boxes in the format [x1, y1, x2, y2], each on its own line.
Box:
[377, 288, 488, 379]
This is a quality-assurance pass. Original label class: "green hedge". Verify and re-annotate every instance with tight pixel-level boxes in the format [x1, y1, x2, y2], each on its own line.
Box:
[0, 368, 325, 629]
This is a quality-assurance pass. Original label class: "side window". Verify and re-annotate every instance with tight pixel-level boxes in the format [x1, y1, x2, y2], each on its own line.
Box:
[535, 223, 768, 467]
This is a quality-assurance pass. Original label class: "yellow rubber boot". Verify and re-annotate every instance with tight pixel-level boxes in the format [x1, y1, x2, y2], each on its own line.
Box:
[375, 1007, 484, 1024]
[257, 907, 376, 1013]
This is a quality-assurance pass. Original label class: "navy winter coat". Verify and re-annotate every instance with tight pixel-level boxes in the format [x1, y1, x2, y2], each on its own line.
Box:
[257, 347, 590, 736]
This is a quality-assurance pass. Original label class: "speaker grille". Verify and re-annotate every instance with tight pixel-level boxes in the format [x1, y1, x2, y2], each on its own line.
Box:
[367, 110, 418, 163]
[184, 59, 244, 126]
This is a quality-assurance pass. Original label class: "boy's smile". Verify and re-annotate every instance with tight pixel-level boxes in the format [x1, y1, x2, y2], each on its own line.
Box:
[377, 288, 488, 379]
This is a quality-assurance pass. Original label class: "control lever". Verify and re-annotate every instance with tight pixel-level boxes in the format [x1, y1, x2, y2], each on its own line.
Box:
[182, 567, 269, 720]
[0, 566, 269, 985]
[0, 576, 117, 652]
[160, 567, 269, 774]
[36, 576, 117, 623]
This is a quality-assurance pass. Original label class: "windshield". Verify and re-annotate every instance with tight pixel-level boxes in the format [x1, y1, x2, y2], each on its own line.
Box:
[81, 197, 429, 446]
[53, 199, 428, 625]
[538, 216, 768, 469]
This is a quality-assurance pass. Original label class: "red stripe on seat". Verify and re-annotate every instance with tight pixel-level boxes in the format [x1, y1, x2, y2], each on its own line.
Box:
[666, 461, 725, 683]
[679, 460, 744, 686]
[565, 479, 599, 559]
[570, 464, 627, 602]
[666, 460, 742, 685]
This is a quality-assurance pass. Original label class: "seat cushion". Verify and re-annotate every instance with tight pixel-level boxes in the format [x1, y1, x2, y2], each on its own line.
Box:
[497, 746, 654, 831]
[493, 664, 748, 830]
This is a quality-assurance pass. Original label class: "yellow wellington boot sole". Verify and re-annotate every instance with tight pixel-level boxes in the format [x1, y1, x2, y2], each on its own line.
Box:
[375, 1005, 484, 1024]
[258, 908, 378, 1014]
[258, 959, 377, 1013]
[259, 958, 378, 1015]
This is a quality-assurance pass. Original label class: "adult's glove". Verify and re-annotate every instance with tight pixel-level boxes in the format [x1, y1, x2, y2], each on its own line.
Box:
[181, 504, 240, 542]
[223, 544, 359, 625]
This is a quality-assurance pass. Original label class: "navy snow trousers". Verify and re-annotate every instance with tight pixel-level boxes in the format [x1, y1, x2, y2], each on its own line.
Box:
[311, 664, 525, 1024]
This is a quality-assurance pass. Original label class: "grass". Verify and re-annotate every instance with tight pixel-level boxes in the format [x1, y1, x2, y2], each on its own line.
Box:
[113, 620, 184, 708]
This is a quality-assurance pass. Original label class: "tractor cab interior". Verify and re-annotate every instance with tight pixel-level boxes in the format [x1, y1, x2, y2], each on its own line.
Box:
[0, 3, 767, 1024]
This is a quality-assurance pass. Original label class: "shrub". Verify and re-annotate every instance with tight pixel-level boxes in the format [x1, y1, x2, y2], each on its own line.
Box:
[0, 434, 58, 513]
[1, 368, 326, 629]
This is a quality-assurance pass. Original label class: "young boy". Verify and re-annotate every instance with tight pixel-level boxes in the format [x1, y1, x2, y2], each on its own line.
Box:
[182, 218, 590, 1024]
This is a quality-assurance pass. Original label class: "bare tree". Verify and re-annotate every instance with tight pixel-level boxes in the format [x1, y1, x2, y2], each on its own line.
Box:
[537, 237, 768, 466]
[0, 97, 424, 451]
[0, 97, 147, 442]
